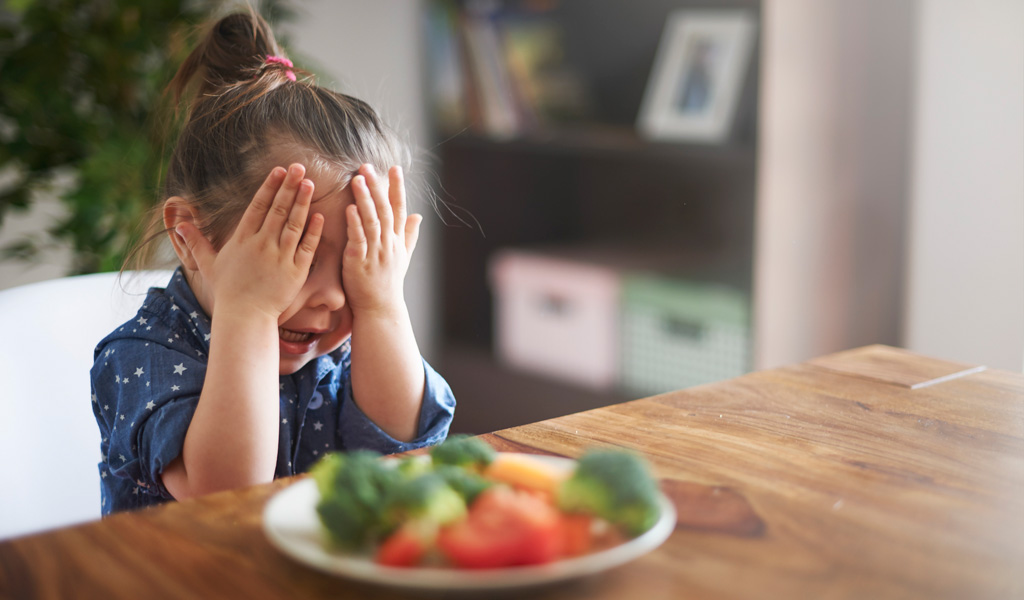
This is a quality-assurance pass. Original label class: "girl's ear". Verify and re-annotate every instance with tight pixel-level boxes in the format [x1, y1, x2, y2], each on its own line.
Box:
[163, 196, 202, 272]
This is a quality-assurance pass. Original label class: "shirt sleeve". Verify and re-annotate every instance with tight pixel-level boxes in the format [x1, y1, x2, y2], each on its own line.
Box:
[91, 336, 205, 499]
[338, 358, 456, 454]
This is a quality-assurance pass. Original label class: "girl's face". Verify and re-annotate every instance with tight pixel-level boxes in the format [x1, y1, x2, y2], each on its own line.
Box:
[274, 167, 356, 375]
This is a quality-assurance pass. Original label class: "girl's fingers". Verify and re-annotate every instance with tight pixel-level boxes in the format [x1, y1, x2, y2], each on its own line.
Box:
[175, 221, 216, 273]
[360, 164, 393, 239]
[295, 213, 324, 268]
[262, 163, 306, 234]
[405, 213, 422, 256]
[237, 167, 288, 236]
[345, 204, 368, 261]
[281, 179, 315, 251]
[352, 174, 381, 244]
[389, 166, 407, 236]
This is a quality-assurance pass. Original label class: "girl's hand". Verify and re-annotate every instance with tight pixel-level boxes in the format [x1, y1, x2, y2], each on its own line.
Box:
[175, 164, 324, 320]
[343, 164, 422, 317]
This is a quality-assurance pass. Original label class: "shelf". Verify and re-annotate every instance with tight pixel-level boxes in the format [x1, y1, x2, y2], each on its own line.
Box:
[427, 0, 763, 421]
[433, 124, 757, 166]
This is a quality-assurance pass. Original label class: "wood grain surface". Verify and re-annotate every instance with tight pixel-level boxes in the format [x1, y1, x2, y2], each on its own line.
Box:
[1, 345, 1022, 600]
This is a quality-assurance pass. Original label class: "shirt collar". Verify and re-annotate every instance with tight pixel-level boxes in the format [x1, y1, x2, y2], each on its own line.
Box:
[160, 267, 212, 342]
[163, 267, 349, 383]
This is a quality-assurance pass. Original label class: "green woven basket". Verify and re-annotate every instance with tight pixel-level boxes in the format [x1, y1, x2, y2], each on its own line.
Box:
[620, 275, 751, 396]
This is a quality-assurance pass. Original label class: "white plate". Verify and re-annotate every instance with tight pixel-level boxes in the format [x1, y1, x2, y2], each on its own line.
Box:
[262, 454, 677, 592]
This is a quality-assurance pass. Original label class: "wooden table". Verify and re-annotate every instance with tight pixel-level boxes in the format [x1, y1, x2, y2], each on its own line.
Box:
[2, 345, 1022, 599]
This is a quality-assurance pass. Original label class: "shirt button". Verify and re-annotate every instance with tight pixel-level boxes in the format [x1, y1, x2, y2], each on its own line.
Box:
[308, 390, 324, 410]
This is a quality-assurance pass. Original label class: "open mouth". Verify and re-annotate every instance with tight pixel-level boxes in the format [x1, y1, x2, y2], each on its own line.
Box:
[279, 327, 316, 343]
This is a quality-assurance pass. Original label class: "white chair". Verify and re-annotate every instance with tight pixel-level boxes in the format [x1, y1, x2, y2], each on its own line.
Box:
[0, 269, 174, 539]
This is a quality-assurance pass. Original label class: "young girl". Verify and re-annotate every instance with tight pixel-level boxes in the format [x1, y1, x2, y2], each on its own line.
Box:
[90, 12, 455, 514]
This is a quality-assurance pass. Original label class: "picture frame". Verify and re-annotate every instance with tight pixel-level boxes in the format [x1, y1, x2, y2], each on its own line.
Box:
[637, 10, 756, 143]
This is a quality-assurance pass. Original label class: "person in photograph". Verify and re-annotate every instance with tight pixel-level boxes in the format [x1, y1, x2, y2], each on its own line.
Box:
[676, 37, 716, 113]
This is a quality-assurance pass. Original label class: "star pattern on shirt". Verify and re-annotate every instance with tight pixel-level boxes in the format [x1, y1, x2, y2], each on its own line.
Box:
[93, 270, 456, 515]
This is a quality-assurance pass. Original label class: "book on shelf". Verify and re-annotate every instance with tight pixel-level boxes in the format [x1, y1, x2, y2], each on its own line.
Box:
[424, 1, 470, 135]
[424, 0, 592, 139]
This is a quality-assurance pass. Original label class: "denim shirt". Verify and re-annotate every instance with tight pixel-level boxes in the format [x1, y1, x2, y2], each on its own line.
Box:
[91, 269, 455, 515]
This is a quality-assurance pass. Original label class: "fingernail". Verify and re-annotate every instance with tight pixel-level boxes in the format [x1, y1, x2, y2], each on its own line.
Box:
[174, 224, 185, 237]
[364, 164, 375, 175]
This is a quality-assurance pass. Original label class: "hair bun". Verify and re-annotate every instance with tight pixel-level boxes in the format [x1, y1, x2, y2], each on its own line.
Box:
[169, 11, 286, 104]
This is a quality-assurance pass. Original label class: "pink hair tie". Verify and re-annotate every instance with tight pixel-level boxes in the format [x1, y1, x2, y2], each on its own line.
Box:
[265, 55, 296, 82]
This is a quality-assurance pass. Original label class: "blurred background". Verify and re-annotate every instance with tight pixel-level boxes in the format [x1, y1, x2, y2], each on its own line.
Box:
[1, 0, 1021, 436]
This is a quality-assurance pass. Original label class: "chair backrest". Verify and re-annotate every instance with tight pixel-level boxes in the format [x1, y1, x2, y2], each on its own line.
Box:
[0, 269, 174, 539]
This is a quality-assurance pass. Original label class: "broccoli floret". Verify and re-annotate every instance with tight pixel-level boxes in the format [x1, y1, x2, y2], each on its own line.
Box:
[395, 455, 433, 478]
[311, 450, 402, 549]
[556, 449, 662, 536]
[434, 464, 493, 504]
[429, 434, 496, 472]
[382, 472, 467, 530]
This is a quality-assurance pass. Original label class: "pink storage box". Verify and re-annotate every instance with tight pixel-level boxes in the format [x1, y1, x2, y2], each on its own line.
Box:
[488, 249, 620, 390]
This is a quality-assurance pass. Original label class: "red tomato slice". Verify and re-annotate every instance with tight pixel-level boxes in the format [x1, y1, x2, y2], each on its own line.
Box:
[559, 514, 594, 557]
[437, 486, 564, 568]
[375, 522, 433, 567]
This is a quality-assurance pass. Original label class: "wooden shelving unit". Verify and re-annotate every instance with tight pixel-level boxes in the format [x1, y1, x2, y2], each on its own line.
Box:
[425, 0, 762, 435]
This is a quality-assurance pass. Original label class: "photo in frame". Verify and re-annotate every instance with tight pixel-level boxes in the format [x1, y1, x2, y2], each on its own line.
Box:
[637, 10, 756, 143]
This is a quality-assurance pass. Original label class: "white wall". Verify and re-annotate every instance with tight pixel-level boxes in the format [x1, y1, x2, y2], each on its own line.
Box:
[283, 0, 439, 360]
[755, 0, 916, 369]
[904, 0, 1024, 371]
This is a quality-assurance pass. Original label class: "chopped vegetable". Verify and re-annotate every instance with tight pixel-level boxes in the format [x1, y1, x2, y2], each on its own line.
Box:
[559, 514, 595, 557]
[311, 438, 665, 569]
[484, 452, 569, 496]
[375, 519, 437, 567]
[429, 434, 496, 472]
[395, 455, 432, 478]
[311, 450, 401, 549]
[382, 472, 467, 530]
[437, 486, 564, 568]
[434, 464, 493, 504]
[556, 449, 661, 536]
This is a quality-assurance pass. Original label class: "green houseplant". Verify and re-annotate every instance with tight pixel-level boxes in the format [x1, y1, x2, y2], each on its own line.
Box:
[0, 0, 293, 274]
